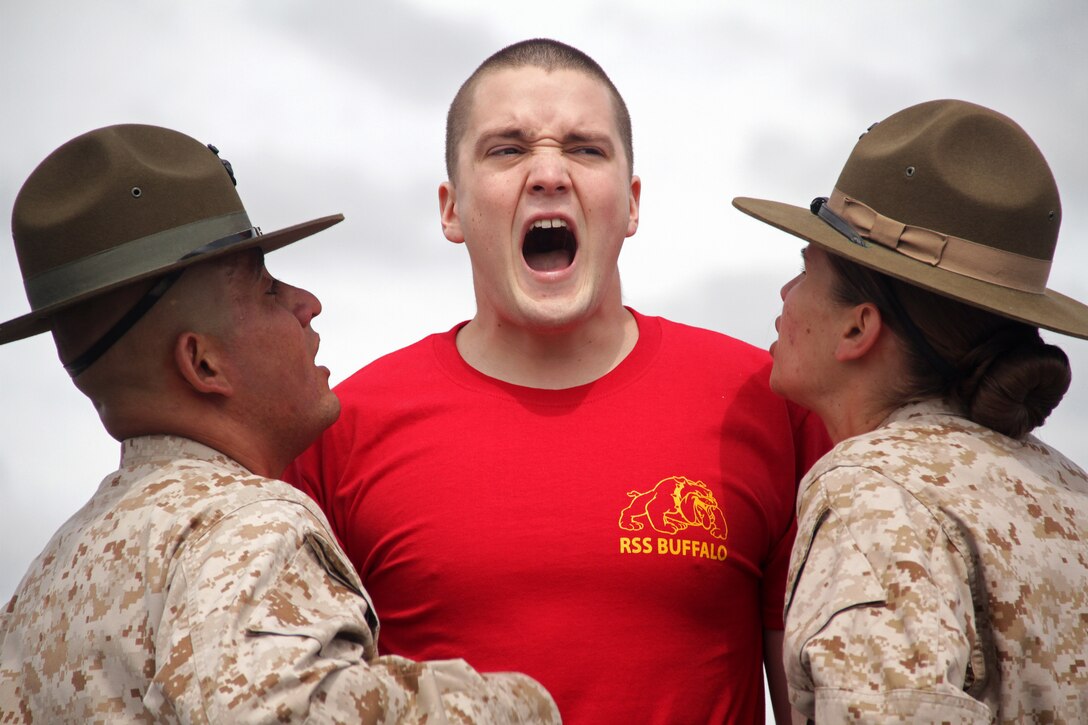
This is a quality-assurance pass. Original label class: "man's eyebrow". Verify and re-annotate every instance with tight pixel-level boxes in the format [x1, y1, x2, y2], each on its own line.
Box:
[563, 131, 613, 147]
[473, 127, 530, 148]
[474, 127, 615, 149]
[481, 126, 528, 140]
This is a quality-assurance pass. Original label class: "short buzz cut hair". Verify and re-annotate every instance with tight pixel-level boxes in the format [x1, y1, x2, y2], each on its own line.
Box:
[444, 38, 634, 181]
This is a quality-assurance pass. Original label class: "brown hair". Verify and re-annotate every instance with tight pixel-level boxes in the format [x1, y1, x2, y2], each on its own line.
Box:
[444, 38, 633, 181]
[826, 252, 1071, 438]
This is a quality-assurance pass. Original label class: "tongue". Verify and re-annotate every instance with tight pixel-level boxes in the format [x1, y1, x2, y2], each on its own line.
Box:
[525, 249, 572, 272]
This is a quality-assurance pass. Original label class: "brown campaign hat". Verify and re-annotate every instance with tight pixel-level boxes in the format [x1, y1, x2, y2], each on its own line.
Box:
[0, 123, 343, 345]
[733, 99, 1088, 339]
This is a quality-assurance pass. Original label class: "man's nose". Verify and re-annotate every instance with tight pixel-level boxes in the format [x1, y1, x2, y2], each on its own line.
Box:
[527, 150, 569, 194]
[284, 282, 322, 325]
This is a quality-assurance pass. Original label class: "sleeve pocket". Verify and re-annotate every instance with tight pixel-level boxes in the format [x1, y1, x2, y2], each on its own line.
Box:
[786, 507, 887, 650]
[243, 533, 377, 663]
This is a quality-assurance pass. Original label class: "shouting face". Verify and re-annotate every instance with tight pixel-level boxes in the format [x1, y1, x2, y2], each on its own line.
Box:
[439, 65, 641, 334]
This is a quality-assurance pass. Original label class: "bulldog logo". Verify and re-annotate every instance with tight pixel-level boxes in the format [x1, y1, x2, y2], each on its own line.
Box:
[618, 476, 728, 540]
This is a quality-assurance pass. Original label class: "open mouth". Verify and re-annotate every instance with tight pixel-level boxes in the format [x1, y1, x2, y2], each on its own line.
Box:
[523, 218, 577, 272]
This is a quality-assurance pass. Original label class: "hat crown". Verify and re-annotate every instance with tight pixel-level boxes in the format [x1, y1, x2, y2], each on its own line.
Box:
[836, 99, 1061, 262]
[12, 124, 245, 283]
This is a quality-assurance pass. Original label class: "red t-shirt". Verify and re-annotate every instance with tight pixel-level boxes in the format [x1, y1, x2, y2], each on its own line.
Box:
[287, 310, 830, 724]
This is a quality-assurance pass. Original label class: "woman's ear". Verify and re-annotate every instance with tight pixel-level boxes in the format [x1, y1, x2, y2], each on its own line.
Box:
[174, 331, 233, 396]
[835, 302, 885, 362]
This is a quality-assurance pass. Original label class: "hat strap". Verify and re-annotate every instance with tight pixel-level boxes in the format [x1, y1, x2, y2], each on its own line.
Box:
[25, 211, 253, 310]
[826, 189, 1050, 294]
[63, 270, 183, 378]
[62, 225, 260, 377]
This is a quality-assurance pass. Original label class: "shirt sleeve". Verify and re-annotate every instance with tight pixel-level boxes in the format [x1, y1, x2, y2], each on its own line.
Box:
[783, 465, 992, 723]
[788, 404, 833, 481]
[150, 499, 559, 723]
[762, 405, 834, 630]
[281, 435, 328, 512]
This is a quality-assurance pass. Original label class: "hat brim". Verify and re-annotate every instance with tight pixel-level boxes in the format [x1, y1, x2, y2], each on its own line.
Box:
[0, 213, 343, 345]
[732, 197, 1088, 341]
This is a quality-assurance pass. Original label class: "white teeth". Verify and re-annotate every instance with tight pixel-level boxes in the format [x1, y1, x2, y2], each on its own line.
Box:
[531, 218, 567, 229]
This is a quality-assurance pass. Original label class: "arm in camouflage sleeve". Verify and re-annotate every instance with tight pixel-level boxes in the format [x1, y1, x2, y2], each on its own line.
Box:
[148, 499, 560, 724]
[783, 466, 991, 724]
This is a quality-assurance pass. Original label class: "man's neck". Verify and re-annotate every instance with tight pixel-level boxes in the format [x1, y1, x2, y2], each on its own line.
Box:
[455, 307, 639, 390]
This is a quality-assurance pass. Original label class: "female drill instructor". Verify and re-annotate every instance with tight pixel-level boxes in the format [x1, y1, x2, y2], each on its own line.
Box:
[733, 99, 1088, 722]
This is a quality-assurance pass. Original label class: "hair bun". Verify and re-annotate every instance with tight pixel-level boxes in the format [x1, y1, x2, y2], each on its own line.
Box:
[957, 329, 1070, 438]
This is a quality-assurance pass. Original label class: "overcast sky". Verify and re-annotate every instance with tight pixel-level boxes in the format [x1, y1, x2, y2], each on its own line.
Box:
[2, 1, 1086, 607]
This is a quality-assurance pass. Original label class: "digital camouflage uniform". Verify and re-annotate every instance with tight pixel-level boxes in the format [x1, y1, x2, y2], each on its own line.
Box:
[0, 436, 558, 724]
[784, 400, 1088, 724]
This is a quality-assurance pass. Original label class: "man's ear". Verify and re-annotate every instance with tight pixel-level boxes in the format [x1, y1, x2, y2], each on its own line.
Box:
[438, 181, 465, 244]
[626, 175, 641, 238]
[174, 331, 233, 396]
[835, 302, 884, 362]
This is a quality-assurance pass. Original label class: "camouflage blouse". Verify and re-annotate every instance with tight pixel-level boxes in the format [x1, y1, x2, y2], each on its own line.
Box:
[0, 435, 558, 723]
[784, 400, 1088, 724]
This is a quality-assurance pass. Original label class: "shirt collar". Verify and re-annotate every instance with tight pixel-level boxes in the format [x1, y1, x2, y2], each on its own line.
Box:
[120, 434, 251, 475]
[877, 398, 966, 429]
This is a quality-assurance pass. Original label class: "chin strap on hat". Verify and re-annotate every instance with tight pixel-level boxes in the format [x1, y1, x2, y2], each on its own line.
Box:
[811, 196, 867, 248]
[62, 226, 261, 377]
[817, 191, 1050, 294]
[62, 270, 183, 378]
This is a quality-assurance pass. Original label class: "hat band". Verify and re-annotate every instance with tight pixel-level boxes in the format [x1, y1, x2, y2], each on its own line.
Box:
[827, 189, 1050, 294]
[24, 210, 253, 310]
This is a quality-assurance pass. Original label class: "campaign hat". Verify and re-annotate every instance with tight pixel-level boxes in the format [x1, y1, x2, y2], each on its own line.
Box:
[1, 123, 343, 345]
[733, 99, 1088, 339]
